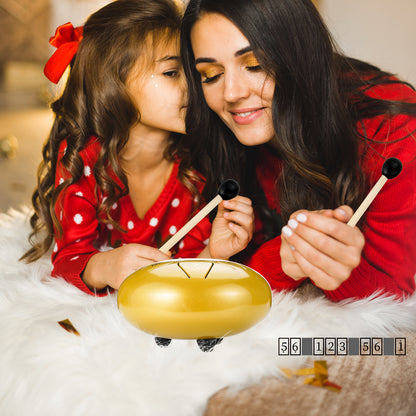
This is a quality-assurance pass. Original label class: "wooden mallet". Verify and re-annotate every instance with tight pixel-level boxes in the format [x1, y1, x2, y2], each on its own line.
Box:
[347, 157, 402, 227]
[159, 179, 240, 254]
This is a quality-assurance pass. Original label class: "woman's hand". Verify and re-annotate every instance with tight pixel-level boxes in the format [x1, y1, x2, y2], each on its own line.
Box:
[205, 196, 254, 260]
[83, 244, 171, 290]
[280, 205, 365, 291]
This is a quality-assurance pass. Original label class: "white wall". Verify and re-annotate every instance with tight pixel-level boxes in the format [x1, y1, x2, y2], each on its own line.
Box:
[320, 0, 416, 86]
[51, 0, 110, 28]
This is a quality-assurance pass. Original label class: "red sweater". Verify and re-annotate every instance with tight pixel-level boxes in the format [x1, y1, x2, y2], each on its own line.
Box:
[52, 137, 211, 295]
[246, 81, 416, 301]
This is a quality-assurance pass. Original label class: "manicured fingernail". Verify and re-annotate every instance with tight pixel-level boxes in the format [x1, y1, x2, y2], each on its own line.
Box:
[282, 226, 293, 237]
[224, 212, 230, 218]
[336, 208, 347, 218]
[288, 219, 298, 229]
[297, 213, 307, 223]
[289, 244, 295, 251]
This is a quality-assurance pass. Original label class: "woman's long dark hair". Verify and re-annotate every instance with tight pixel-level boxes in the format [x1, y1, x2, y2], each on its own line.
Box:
[22, 0, 196, 262]
[181, 0, 416, 244]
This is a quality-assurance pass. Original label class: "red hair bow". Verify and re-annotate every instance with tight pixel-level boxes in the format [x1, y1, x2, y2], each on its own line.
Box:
[44, 22, 83, 84]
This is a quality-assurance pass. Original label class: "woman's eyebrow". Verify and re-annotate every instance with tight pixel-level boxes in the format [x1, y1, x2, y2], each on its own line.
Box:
[195, 57, 216, 65]
[235, 46, 252, 57]
[194, 46, 253, 65]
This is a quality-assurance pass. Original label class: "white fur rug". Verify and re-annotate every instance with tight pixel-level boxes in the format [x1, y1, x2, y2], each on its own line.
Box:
[1, 208, 416, 416]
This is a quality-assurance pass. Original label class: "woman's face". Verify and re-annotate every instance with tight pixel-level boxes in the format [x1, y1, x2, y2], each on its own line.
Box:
[127, 35, 187, 135]
[190, 13, 275, 146]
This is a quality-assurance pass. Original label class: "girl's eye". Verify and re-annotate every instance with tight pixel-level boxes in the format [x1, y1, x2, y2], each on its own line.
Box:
[163, 70, 179, 78]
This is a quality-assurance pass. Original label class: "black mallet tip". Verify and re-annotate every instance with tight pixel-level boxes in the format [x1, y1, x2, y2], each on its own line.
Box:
[218, 179, 240, 200]
[382, 157, 402, 179]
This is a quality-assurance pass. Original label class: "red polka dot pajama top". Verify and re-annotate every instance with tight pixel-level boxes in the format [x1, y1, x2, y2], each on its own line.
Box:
[52, 136, 211, 295]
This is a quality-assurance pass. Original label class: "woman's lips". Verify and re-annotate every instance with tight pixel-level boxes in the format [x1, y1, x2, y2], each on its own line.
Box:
[230, 108, 264, 125]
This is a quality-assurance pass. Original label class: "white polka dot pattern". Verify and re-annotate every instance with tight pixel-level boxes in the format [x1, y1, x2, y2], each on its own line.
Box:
[53, 141, 213, 285]
[74, 214, 83, 224]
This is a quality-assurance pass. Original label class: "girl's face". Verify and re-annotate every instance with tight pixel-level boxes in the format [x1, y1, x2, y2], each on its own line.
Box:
[190, 13, 275, 146]
[127, 36, 187, 135]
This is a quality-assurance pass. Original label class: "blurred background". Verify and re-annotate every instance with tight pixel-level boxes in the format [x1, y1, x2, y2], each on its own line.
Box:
[0, 0, 415, 213]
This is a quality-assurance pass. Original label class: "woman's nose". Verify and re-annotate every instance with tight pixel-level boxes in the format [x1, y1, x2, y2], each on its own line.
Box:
[223, 71, 250, 103]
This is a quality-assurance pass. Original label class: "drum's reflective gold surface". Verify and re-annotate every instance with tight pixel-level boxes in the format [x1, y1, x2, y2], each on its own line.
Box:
[117, 259, 272, 339]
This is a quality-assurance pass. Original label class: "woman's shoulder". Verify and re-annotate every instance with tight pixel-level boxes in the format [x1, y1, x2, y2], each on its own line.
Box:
[344, 59, 416, 102]
[359, 100, 416, 181]
[356, 75, 416, 156]
[363, 76, 416, 103]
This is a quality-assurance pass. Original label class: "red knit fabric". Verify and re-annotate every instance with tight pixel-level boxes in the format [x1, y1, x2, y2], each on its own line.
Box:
[246, 81, 416, 301]
[51, 136, 211, 295]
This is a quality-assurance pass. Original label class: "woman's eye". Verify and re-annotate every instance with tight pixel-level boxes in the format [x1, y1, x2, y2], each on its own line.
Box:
[245, 56, 262, 72]
[202, 73, 221, 84]
[201, 69, 223, 84]
[247, 64, 262, 72]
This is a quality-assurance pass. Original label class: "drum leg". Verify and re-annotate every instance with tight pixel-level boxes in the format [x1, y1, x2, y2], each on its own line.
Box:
[196, 338, 223, 352]
[155, 337, 172, 347]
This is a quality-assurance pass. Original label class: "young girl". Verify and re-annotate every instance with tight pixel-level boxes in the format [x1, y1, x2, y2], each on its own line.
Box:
[21, 0, 254, 296]
[181, 0, 416, 301]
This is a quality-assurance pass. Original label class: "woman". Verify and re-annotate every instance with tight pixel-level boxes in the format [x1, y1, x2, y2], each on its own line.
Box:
[21, 0, 254, 295]
[180, 0, 416, 300]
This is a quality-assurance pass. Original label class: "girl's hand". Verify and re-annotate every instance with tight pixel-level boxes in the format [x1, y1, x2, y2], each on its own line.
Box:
[83, 244, 171, 290]
[280, 205, 365, 291]
[206, 196, 254, 259]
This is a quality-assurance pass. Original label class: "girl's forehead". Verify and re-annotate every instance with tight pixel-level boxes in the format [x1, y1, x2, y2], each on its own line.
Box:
[153, 38, 180, 60]
[148, 30, 180, 57]
[132, 31, 180, 74]
[127, 33, 180, 82]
